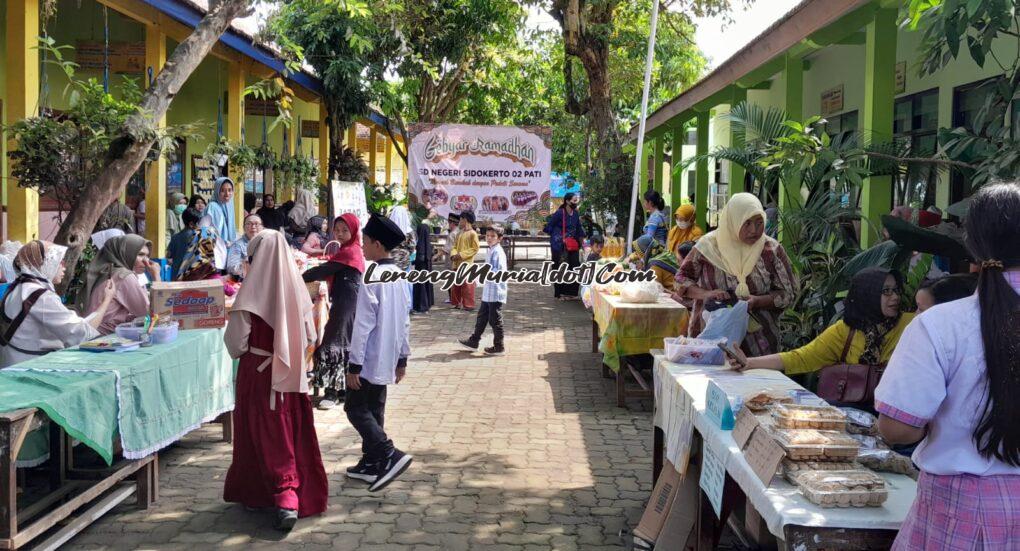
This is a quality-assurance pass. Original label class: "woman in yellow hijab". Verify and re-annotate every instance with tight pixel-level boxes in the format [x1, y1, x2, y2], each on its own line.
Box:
[649, 204, 704, 289]
[673, 193, 799, 355]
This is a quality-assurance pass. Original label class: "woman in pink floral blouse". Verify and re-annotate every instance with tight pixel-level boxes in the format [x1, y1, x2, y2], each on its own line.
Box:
[673, 193, 798, 356]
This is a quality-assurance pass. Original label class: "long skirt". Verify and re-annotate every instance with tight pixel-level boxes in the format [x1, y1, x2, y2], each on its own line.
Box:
[552, 249, 580, 297]
[893, 471, 1020, 550]
[224, 320, 328, 517]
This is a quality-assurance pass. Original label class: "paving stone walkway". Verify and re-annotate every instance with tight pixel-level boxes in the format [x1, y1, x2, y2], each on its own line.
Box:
[73, 279, 654, 550]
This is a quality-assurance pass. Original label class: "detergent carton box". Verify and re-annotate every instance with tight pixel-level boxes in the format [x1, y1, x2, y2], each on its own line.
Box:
[150, 280, 226, 330]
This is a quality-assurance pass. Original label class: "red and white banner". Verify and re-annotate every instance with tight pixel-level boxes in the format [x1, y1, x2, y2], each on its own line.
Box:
[408, 123, 552, 228]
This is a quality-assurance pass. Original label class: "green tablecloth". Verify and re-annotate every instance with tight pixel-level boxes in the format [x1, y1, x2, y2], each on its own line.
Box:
[592, 289, 689, 372]
[0, 328, 234, 464]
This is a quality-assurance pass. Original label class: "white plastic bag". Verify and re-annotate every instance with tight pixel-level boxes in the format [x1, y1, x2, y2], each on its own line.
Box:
[618, 280, 662, 303]
[698, 300, 749, 346]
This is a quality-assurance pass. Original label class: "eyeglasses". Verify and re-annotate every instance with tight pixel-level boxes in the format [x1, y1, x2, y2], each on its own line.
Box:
[244, 222, 263, 228]
[880, 287, 900, 297]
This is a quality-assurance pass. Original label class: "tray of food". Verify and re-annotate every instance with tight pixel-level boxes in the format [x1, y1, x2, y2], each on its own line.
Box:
[795, 469, 888, 508]
[782, 459, 863, 484]
[773, 429, 860, 461]
[771, 403, 847, 431]
[744, 390, 794, 412]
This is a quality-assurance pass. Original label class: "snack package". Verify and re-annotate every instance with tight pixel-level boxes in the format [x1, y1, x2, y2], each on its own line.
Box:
[795, 469, 889, 508]
[771, 403, 847, 431]
[744, 390, 794, 412]
[839, 407, 879, 435]
[857, 449, 919, 479]
[773, 429, 860, 461]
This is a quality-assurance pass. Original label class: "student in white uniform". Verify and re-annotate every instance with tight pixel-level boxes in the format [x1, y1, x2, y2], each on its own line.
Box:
[344, 214, 413, 492]
[0, 241, 116, 368]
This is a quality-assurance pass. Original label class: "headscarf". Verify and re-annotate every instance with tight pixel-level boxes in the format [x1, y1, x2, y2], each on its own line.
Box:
[230, 230, 315, 402]
[0, 241, 24, 283]
[307, 215, 329, 245]
[167, 192, 186, 210]
[843, 267, 902, 365]
[288, 189, 317, 228]
[327, 213, 365, 274]
[188, 194, 206, 211]
[178, 227, 219, 281]
[14, 241, 66, 287]
[167, 192, 186, 235]
[388, 205, 413, 235]
[666, 204, 703, 254]
[81, 234, 150, 310]
[694, 193, 771, 298]
[209, 177, 237, 243]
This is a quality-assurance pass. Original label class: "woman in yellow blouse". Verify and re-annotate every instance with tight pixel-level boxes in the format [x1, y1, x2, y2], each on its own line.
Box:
[450, 210, 480, 311]
[729, 268, 914, 374]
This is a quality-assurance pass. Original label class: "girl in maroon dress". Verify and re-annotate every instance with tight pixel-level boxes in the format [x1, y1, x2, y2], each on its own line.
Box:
[223, 230, 328, 531]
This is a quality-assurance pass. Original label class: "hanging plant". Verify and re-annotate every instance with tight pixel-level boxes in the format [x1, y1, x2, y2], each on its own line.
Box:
[254, 143, 277, 170]
[228, 141, 257, 170]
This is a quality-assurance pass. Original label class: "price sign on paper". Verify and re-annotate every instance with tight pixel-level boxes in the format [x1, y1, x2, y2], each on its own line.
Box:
[705, 380, 736, 430]
[699, 438, 728, 518]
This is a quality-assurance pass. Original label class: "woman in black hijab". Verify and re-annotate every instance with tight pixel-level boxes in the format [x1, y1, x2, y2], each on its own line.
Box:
[412, 222, 434, 313]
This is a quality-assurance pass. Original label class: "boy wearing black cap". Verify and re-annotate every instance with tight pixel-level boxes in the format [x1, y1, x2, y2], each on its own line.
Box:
[345, 214, 413, 492]
[449, 211, 479, 311]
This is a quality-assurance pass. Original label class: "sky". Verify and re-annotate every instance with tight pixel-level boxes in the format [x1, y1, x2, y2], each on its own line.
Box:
[527, 0, 803, 70]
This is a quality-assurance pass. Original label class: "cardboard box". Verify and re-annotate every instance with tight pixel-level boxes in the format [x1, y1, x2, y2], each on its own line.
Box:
[634, 460, 681, 543]
[150, 280, 226, 330]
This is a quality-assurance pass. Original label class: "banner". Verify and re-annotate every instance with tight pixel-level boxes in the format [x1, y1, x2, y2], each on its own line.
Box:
[408, 123, 552, 228]
[331, 180, 369, 227]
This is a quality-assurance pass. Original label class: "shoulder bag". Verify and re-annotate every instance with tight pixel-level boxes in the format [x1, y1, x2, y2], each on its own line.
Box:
[816, 329, 885, 406]
[562, 212, 580, 253]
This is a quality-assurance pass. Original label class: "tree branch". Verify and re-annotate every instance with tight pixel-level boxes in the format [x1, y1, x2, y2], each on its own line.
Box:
[864, 151, 978, 170]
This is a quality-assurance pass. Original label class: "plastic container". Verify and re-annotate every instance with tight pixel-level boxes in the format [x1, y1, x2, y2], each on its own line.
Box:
[794, 470, 888, 508]
[773, 429, 860, 461]
[664, 336, 726, 366]
[782, 459, 863, 484]
[115, 322, 179, 345]
[771, 403, 847, 431]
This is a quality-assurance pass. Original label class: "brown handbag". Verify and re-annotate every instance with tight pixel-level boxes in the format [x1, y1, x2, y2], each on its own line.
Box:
[815, 329, 885, 406]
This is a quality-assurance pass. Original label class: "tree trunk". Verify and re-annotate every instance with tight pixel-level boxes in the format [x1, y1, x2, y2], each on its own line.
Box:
[53, 0, 254, 294]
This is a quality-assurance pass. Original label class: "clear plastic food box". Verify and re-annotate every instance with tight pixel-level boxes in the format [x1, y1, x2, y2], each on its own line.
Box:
[773, 429, 860, 461]
[795, 469, 889, 508]
[771, 403, 847, 431]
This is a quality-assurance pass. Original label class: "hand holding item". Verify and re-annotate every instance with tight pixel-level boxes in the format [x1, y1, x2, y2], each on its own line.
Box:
[707, 289, 730, 302]
[719, 343, 749, 371]
[146, 259, 161, 281]
[102, 279, 117, 305]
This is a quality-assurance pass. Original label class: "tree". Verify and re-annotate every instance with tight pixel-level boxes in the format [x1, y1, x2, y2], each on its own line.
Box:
[547, 0, 733, 227]
[52, 0, 257, 291]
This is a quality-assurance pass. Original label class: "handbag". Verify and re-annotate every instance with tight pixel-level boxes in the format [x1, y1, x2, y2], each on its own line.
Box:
[816, 329, 885, 406]
[562, 212, 580, 252]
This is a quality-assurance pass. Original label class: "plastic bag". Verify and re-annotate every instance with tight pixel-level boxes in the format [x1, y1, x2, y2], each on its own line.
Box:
[698, 300, 749, 346]
[618, 280, 662, 303]
[664, 336, 726, 365]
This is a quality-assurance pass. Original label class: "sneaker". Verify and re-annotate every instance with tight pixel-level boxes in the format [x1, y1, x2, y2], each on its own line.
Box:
[484, 346, 505, 356]
[458, 338, 479, 350]
[275, 508, 298, 531]
[369, 450, 413, 492]
[345, 457, 378, 483]
[317, 398, 336, 411]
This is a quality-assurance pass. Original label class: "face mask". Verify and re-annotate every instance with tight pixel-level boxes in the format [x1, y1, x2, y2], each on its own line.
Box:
[174, 204, 187, 215]
[676, 221, 690, 229]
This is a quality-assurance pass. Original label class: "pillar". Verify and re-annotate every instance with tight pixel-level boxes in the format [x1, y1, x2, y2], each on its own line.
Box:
[653, 137, 664, 197]
[319, 103, 330, 185]
[670, 124, 686, 213]
[860, 8, 897, 248]
[144, 25, 167, 254]
[5, 0, 40, 242]
[695, 111, 710, 229]
[227, 62, 245, 231]
[779, 53, 804, 243]
[728, 87, 747, 197]
[384, 136, 393, 186]
[368, 128, 378, 185]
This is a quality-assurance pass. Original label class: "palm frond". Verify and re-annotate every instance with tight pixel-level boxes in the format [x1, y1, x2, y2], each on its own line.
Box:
[722, 102, 790, 145]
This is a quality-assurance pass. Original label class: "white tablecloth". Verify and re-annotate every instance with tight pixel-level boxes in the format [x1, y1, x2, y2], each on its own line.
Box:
[652, 352, 917, 539]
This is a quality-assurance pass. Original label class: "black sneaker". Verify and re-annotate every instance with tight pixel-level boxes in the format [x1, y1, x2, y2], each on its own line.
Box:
[484, 346, 505, 356]
[458, 338, 479, 350]
[345, 456, 378, 483]
[275, 508, 298, 531]
[368, 450, 413, 492]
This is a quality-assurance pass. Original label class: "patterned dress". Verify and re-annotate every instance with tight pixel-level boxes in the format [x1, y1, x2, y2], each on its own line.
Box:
[675, 239, 798, 356]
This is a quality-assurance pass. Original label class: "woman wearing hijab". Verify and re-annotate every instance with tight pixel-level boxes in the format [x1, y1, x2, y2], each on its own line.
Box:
[258, 193, 287, 232]
[165, 192, 188, 246]
[302, 214, 365, 410]
[83, 234, 161, 335]
[300, 216, 330, 256]
[0, 241, 23, 283]
[188, 194, 207, 214]
[412, 221, 434, 314]
[675, 193, 797, 355]
[0, 241, 116, 367]
[544, 193, 585, 300]
[649, 204, 704, 290]
[223, 230, 327, 531]
[207, 177, 237, 269]
[728, 267, 913, 376]
[288, 189, 317, 234]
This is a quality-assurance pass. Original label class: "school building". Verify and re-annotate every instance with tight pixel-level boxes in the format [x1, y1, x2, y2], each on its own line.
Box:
[1, 0, 408, 254]
[633, 0, 1018, 246]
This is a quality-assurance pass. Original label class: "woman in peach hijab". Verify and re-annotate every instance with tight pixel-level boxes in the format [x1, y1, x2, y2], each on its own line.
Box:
[223, 230, 327, 531]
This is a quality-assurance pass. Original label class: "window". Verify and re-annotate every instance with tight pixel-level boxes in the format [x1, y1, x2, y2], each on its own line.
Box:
[825, 111, 859, 143]
[950, 77, 1015, 207]
[893, 88, 939, 208]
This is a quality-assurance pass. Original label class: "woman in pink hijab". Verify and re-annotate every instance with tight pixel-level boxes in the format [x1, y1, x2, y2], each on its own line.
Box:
[223, 230, 327, 531]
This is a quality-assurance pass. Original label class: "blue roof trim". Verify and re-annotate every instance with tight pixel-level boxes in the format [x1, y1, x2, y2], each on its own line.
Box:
[367, 111, 389, 129]
[140, 0, 323, 95]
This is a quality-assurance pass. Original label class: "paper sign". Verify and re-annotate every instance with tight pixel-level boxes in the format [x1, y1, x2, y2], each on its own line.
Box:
[821, 85, 845, 115]
[744, 429, 785, 486]
[699, 439, 727, 518]
[732, 407, 758, 449]
[705, 380, 736, 430]
[330, 180, 369, 227]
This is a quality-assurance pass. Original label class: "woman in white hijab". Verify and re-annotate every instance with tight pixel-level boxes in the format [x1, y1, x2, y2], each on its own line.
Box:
[288, 189, 318, 233]
[0, 241, 116, 367]
[223, 230, 327, 531]
[673, 193, 798, 355]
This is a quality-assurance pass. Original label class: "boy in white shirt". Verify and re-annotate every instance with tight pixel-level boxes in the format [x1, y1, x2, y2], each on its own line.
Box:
[459, 224, 507, 355]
